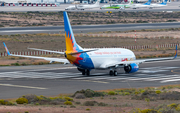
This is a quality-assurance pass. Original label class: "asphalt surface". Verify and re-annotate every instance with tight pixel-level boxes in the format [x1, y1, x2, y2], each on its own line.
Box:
[0, 58, 180, 99]
[1, 22, 180, 35]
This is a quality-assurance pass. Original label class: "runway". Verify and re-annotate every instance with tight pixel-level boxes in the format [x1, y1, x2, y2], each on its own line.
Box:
[0, 58, 180, 99]
[1, 22, 180, 35]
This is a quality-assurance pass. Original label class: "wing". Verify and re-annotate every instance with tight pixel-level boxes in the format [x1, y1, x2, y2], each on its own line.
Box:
[3, 42, 69, 64]
[100, 45, 178, 68]
[28, 47, 65, 54]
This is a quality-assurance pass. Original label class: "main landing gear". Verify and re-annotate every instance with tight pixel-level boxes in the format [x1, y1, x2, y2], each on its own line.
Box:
[82, 69, 90, 76]
[109, 70, 118, 76]
[77, 68, 90, 76]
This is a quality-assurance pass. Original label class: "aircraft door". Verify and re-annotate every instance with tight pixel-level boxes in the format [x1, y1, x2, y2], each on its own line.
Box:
[83, 53, 86, 62]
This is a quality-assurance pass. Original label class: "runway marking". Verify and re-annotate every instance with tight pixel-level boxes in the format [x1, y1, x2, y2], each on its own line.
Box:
[0, 84, 47, 89]
[81, 80, 109, 84]
[0, 66, 179, 83]
[0, 67, 76, 74]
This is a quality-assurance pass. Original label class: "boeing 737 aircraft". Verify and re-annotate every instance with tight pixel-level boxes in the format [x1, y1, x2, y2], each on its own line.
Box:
[3, 12, 178, 76]
[149, 0, 168, 9]
[131, 0, 151, 9]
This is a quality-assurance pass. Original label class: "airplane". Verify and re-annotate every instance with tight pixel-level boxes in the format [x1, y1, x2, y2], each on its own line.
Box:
[149, 0, 168, 9]
[3, 11, 178, 76]
[76, 0, 100, 10]
[131, 0, 151, 9]
[65, 5, 77, 10]
[100, 0, 133, 9]
[65, 0, 100, 10]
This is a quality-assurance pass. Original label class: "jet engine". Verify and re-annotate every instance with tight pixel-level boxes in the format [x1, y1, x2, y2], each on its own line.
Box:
[124, 63, 139, 73]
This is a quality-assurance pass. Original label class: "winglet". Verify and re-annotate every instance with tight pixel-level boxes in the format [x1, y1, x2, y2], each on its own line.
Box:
[174, 45, 178, 59]
[3, 42, 11, 56]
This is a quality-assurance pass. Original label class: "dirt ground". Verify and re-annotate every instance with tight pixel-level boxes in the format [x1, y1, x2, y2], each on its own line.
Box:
[1, 93, 180, 113]
[0, 12, 180, 27]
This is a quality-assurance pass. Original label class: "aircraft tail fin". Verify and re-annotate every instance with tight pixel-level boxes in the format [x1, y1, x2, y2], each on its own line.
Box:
[3, 42, 11, 56]
[144, 0, 151, 5]
[63, 11, 83, 52]
[160, 0, 167, 5]
[128, 0, 133, 4]
[94, 0, 100, 5]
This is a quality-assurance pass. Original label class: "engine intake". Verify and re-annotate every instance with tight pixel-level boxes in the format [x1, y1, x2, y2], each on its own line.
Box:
[124, 63, 139, 73]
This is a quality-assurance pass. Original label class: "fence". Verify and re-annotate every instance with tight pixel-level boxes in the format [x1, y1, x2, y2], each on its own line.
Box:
[0, 43, 179, 57]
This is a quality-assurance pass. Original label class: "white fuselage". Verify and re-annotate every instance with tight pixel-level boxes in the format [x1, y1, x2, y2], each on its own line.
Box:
[131, 4, 151, 8]
[76, 4, 99, 10]
[65, 5, 76, 10]
[150, 4, 167, 8]
[83, 48, 136, 69]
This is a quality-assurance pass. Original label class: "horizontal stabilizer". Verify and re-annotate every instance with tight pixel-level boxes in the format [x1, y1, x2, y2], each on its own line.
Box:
[68, 49, 98, 55]
[28, 47, 65, 54]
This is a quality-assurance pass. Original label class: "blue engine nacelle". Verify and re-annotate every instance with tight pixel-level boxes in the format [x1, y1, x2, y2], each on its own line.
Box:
[124, 63, 139, 73]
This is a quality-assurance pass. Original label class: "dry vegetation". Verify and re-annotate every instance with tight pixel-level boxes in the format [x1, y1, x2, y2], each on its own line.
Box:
[2, 85, 180, 113]
[0, 11, 180, 27]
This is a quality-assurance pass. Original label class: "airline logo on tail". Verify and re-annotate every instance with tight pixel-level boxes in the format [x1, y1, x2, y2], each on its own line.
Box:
[63, 12, 83, 65]
[144, 0, 151, 5]
[161, 0, 168, 5]
[64, 12, 81, 52]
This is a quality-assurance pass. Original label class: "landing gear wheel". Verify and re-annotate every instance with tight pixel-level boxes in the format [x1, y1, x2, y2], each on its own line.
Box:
[86, 70, 90, 76]
[82, 70, 85, 75]
[109, 70, 114, 76]
[114, 70, 118, 76]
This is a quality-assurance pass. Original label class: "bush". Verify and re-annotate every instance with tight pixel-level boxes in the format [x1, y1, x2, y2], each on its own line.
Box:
[70, 105, 76, 108]
[124, 92, 130, 95]
[84, 101, 97, 106]
[156, 90, 161, 94]
[0, 99, 14, 105]
[16, 98, 28, 104]
[73, 89, 104, 98]
[22, 94, 39, 104]
[86, 108, 91, 111]
[35, 103, 40, 105]
[11, 63, 20, 66]
[112, 97, 117, 100]
[64, 97, 73, 101]
[74, 93, 86, 99]
[98, 102, 107, 106]
[134, 91, 140, 95]
[108, 91, 116, 95]
[75, 101, 81, 104]
[64, 101, 72, 105]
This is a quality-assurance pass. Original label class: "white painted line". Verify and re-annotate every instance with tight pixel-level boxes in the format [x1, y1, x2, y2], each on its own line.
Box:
[0, 84, 47, 89]
[161, 77, 180, 83]
[0, 67, 76, 75]
[138, 70, 168, 73]
[123, 75, 180, 81]
[81, 80, 109, 84]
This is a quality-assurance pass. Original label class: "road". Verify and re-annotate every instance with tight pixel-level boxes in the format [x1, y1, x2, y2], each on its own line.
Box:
[1, 22, 180, 35]
[0, 58, 180, 99]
